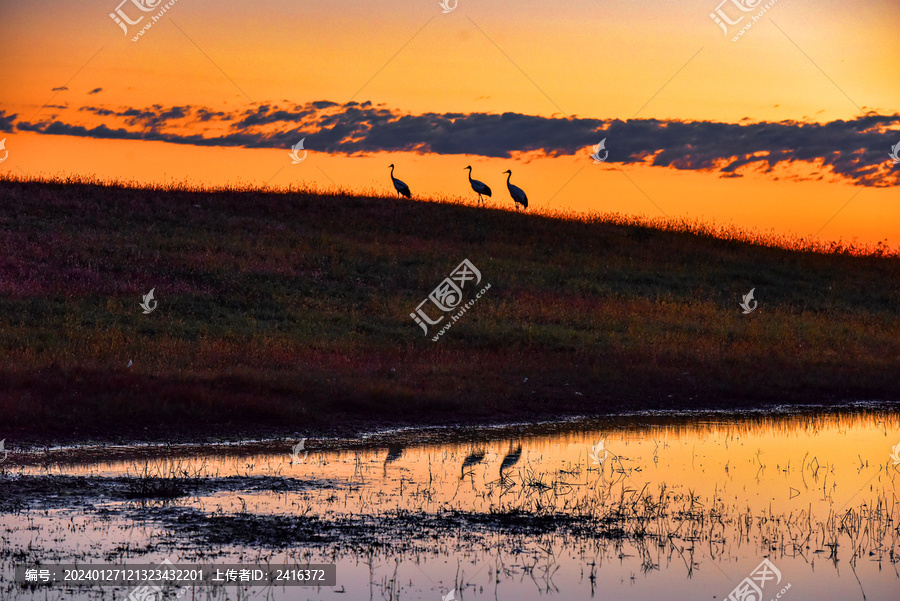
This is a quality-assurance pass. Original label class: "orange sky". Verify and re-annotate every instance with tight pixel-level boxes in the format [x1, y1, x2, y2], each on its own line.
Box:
[1, 0, 898, 246]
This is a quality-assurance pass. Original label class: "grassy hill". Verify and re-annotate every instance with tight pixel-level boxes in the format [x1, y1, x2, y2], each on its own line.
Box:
[1, 177, 898, 443]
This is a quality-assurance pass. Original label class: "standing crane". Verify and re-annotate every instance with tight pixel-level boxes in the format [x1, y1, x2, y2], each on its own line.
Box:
[388, 164, 412, 198]
[463, 166, 491, 206]
[502, 169, 528, 211]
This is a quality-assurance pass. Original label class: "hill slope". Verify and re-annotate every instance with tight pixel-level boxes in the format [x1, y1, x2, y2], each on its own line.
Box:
[1, 179, 898, 442]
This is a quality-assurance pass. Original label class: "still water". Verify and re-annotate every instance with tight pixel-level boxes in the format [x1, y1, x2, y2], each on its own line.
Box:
[2, 408, 898, 600]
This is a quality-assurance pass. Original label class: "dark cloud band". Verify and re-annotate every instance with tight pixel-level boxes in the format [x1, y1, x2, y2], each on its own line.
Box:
[7, 103, 899, 187]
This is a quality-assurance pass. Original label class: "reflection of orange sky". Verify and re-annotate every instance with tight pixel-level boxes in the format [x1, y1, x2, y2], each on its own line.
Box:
[1, 0, 899, 247]
[22, 412, 899, 521]
[7, 412, 899, 601]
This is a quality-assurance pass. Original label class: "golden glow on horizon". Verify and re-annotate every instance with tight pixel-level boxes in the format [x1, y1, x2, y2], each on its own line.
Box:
[1, 0, 898, 247]
[4, 132, 897, 249]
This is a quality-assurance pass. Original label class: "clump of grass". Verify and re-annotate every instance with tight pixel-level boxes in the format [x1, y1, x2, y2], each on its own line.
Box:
[122, 461, 202, 499]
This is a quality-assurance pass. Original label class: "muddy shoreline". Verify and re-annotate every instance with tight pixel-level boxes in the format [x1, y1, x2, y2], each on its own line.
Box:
[2, 399, 895, 463]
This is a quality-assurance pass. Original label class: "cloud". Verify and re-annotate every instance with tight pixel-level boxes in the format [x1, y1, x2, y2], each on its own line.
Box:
[10, 101, 900, 187]
[88, 88, 103, 95]
[80, 106, 116, 116]
[196, 108, 228, 122]
[16, 121, 141, 140]
[51, 86, 68, 92]
[15, 119, 260, 148]
[0, 111, 17, 132]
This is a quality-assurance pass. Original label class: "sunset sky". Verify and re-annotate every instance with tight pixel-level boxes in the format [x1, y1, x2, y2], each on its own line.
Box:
[1, 0, 898, 246]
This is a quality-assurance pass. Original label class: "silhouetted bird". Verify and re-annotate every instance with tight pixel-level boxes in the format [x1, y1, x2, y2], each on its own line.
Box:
[460, 450, 486, 479]
[499, 444, 522, 476]
[388, 164, 411, 198]
[464, 166, 491, 206]
[502, 169, 528, 211]
[382, 444, 404, 476]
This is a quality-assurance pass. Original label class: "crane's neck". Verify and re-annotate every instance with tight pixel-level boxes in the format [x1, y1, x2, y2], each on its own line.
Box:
[390, 165, 395, 178]
[466, 167, 473, 183]
[506, 172, 512, 185]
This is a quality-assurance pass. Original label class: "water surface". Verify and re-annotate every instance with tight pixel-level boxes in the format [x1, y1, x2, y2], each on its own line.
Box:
[2, 408, 898, 600]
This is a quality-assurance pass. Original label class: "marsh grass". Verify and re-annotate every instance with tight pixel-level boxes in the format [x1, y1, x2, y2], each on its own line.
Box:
[134, 468, 898, 576]
[1, 175, 898, 442]
[122, 460, 206, 499]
